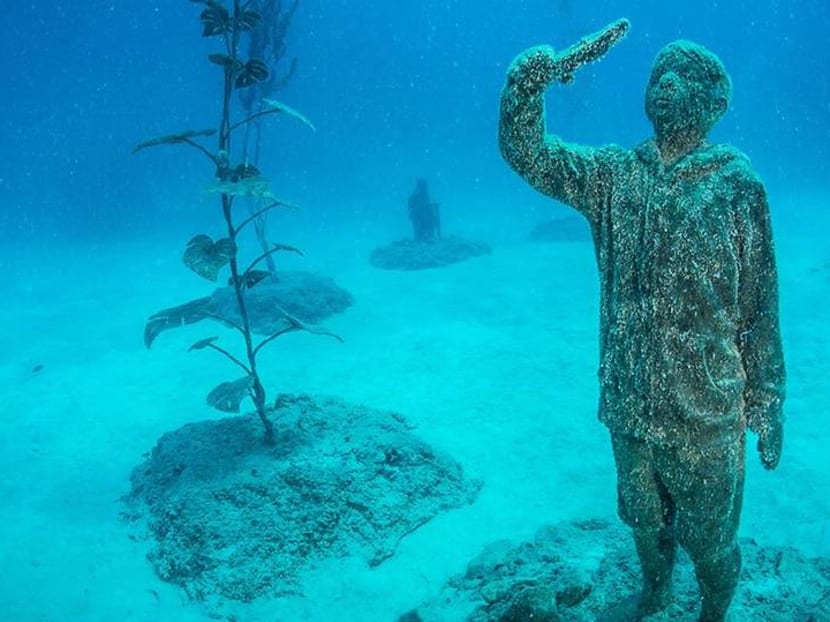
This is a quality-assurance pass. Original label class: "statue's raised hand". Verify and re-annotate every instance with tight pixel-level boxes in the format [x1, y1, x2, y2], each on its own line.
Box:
[507, 18, 631, 95]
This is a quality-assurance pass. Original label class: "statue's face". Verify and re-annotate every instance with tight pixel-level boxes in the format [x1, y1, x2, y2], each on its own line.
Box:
[645, 60, 710, 138]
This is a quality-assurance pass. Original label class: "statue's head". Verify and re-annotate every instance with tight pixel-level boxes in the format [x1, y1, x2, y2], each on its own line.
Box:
[645, 40, 732, 139]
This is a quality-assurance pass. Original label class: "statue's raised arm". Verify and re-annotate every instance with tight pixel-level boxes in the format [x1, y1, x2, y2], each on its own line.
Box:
[498, 19, 630, 221]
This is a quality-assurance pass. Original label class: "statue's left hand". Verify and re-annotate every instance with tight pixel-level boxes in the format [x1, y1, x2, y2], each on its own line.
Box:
[757, 418, 783, 470]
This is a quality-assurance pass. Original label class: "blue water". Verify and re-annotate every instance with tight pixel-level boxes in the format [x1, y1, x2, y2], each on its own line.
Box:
[2, 1, 827, 242]
[1, 1, 828, 620]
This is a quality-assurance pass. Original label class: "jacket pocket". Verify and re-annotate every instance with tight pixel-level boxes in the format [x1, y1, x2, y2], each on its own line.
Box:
[692, 335, 746, 415]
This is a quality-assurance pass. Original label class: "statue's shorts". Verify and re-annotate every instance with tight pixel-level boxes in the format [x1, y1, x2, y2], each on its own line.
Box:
[611, 432, 746, 561]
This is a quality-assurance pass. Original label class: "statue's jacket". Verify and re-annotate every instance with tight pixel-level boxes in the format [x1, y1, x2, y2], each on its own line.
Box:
[499, 79, 786, 447]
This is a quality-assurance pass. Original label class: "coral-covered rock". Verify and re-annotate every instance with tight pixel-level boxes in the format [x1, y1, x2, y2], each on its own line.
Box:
[211, 270, 353, 332]
[407, 520, 830, 621]
[124, 394, 482, 606]
[370, 236, 491, 271]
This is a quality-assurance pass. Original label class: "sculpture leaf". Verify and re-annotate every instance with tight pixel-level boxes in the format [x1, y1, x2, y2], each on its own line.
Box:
[261, 98, 316, 132]
[269, 242, 303, 256]
[188, 336, 219, 352]
[207, 376, 253, 413]
[236, 9, 262, 32]
[205, 177, 272, 197]
[132, 129, 217, 154]
[201, 5, 232, 37]
[144, 296, 215, 348]
[183, 234, 237, 281]
[208, 53, 243, 70]
[235, 60, 269, 88]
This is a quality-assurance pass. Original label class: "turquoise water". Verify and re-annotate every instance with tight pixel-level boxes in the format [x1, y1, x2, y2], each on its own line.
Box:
[1, 1, 828, 620]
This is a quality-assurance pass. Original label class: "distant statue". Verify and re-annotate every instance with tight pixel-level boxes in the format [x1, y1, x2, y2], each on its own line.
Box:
[370, 177, 489, 270]
[408, 178, 441, 242]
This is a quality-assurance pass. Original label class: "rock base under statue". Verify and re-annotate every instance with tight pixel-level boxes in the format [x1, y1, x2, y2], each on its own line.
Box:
[370, 236, 492, 271]
[402, 519, 830, 621]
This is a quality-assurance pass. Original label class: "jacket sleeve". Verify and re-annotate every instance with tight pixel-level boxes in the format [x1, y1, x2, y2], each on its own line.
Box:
[498, 46, 616, 226]
[737, 179, 786, 436]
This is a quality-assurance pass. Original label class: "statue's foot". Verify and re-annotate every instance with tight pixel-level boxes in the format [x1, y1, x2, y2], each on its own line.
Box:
[597, 589, 671, 621]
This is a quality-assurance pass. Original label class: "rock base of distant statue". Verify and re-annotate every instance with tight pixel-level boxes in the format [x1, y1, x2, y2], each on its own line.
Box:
[528, 216, 591, 243]
[123, 394, 482, 610]
[401, 519, 830, 621]
[370, 236, 492, 271]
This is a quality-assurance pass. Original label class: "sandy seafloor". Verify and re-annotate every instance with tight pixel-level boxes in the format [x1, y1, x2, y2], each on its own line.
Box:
[0, 184, 828, 622]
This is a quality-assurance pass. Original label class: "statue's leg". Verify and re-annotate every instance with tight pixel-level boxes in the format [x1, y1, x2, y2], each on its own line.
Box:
[633, 525, 676, 612]
[693, 544, 742, 622]
[667, 435, 746, 622]
[599, 434, 676, 620]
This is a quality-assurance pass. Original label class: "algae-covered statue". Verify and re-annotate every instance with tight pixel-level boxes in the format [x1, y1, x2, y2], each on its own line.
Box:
[369, 178, 489, 270]
[499, 19, 786, 622]
[408, 177, 442, 242]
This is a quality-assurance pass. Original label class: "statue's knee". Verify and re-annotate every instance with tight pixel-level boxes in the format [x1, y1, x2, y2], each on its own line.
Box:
[684, 533, 741, 578]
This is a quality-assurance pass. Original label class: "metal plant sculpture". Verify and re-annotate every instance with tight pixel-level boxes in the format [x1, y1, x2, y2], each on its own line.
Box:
[135, 0, 336, 445]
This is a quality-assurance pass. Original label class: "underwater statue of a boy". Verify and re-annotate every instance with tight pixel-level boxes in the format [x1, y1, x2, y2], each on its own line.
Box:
[499, 20, 785, 622]
[408, 177, 442, 242]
